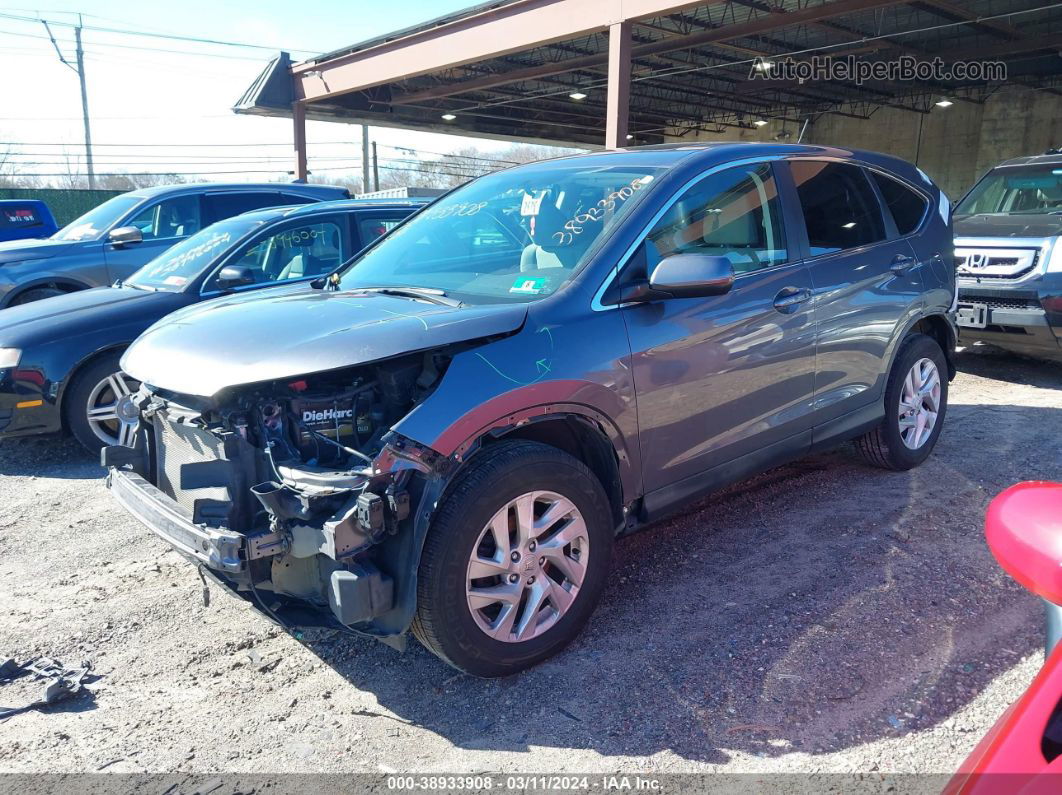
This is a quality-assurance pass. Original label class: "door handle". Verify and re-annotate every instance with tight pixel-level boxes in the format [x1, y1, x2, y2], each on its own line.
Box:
[890, 254, 916, 274]
[773, 287, 811, 313]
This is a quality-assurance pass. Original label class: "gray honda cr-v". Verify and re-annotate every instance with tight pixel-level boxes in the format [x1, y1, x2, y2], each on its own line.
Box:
[105, 143, 956, 676]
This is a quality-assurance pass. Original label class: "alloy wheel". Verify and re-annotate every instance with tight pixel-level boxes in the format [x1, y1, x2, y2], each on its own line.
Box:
[898, 357, 940, 450]
[85, 371, 140, 446]
[465, 490, 589, 643]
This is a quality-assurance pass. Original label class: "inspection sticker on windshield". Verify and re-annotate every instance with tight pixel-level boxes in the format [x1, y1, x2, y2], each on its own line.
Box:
[520, 192, 544, 216]
[510, 276, 550, 295]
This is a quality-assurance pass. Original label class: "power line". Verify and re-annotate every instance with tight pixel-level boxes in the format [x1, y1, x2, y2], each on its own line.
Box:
[0, 27, 272, 61]
[0, 11, 318, 54]
[10, 161, 486, 179]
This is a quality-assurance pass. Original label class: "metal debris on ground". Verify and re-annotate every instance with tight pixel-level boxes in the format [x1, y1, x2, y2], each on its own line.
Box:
[0, 656, 93, 719]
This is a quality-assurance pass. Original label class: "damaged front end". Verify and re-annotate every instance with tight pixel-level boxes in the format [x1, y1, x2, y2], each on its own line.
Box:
[104, 350, 454, 640]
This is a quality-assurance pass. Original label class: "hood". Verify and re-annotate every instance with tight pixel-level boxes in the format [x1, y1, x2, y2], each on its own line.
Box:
[122, 285, 529, 397]
[0, 286, 185, 347]
[954, 213, 1062, 239]
[0, 237, 75, 263]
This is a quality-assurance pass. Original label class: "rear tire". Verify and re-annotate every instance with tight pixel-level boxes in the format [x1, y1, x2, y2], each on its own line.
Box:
[412, 440, 613, 677]
[855, 333, 948, 471]
[12, 287, 64, 305]
[64, 352, 139, 454]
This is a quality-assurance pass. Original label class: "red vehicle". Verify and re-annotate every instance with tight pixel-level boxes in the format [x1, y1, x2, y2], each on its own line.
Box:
[948, 481, 1062, 793]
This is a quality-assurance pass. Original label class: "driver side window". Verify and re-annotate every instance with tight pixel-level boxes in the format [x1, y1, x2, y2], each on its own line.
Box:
[643, 163, 788, 277]
[125, 195, 201, 241]
[208, 219, 344, 289]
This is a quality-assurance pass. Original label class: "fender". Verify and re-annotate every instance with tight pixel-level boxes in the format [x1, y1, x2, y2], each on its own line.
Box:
[1, 276, 92, 308]
[449, 400, 636, 501]
[395, 378, 640, 506]
[54, 342, 133, 419]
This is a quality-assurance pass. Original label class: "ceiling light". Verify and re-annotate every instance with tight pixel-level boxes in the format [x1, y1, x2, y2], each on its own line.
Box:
[441, 113, 457, 121]
[842, 222, 857, 229]
[753, 119, 769, 127]
[935, 99, 954, 108]
[569, 91, 587, 100]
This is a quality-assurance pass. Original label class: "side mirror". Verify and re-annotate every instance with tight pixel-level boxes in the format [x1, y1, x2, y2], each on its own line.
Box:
[986, 482, 1062, 605]
[215, 265, 256, 290]
[108, 226, 143, 247]
[648, 253, 735, 299]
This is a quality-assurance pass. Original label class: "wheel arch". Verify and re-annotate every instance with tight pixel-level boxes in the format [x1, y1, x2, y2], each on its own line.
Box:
[2, 277, 92, 308]
[886, 311, 957, 383]
[472, 412, 627, 532]
[55, 343, 131, 431]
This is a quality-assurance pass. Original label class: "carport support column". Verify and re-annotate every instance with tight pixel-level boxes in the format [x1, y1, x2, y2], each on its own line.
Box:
[605, 20, 631, 149]
[292, 101, 308, 182]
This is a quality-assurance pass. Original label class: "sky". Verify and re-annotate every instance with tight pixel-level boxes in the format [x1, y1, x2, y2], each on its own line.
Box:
[0, 0, 538, 184]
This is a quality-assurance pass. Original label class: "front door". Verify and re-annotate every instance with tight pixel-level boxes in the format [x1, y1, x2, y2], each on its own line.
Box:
[620, 161, 817, 497]
[104, 194, 203, 283]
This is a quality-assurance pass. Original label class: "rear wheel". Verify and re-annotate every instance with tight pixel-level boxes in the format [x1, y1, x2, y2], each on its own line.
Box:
[412, 440, 613, 677]
[11, 287, 64, 305]
[855, 333, 948, 470]
[64, 353, 140, 453]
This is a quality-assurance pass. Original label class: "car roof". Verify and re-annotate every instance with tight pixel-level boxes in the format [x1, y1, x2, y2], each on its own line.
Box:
[232, 197, 430, 224]
[120, 182, 349, 200]
[510, 141, 935, 190]
[993, 151, 1062, 168]
[0, 199, 48, 206]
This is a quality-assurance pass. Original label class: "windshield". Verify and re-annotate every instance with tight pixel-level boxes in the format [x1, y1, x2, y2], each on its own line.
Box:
[339, 161, 663, 303]
[956, 164, 1062, 216]
[126, 217, 263, 291]
[52, 195, 143, 241]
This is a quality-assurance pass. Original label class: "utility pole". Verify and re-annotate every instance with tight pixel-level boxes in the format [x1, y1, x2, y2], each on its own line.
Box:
[42, 16, 94, 189]
[361, 124, 371, 194]
[371, 141, 379, 191]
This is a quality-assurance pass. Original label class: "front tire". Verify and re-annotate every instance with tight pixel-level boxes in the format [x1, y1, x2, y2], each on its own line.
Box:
[64, 352, 140, 453]
[855, 333, 948, 470]
[412, 440, 614, 677]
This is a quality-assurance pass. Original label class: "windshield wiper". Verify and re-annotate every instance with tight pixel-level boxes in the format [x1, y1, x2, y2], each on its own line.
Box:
[355, 286, 463, 307]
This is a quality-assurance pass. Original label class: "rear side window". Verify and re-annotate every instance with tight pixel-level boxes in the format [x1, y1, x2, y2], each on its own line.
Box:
[790, 160, 886, 255]
[0, 205, 43, 228]
[356, 215, 407, 248]
[870, 171, 928, 235]
[203, 192, 284, 223]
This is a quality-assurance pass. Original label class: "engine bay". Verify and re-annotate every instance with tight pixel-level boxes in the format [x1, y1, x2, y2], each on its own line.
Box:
[225, 350, 448, 479]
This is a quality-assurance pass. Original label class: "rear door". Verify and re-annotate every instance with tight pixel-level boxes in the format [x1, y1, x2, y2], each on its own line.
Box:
[103, 193, 203, 283]
[785, 159, 924, 430]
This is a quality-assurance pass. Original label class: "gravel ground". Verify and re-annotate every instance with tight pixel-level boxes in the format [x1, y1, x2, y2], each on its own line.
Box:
[0, 346, 1059, 778]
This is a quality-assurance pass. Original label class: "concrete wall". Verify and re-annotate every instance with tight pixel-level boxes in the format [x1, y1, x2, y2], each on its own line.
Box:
[665, 86, 1062, 199]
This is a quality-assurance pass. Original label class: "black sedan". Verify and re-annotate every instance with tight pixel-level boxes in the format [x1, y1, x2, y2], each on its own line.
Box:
[0, 198, 424, 451]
